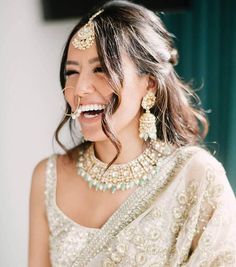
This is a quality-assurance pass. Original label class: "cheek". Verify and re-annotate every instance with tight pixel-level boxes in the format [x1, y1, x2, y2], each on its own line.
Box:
[95, 78, 114, 99]
[112, 86, 143, 124]
[64, 90, 76, 110]
[121, 84, 143, 111]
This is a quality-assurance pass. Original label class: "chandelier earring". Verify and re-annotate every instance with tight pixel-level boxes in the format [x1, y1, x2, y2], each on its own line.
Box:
[139, 91, 157, 141]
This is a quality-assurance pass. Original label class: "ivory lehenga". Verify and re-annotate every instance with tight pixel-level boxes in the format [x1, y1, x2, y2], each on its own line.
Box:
[45, 143, 236, 267]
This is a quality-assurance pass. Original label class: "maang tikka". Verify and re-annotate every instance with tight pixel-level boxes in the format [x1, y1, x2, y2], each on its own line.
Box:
[139, 91, 157, 141]
[72, 9, 104, 50]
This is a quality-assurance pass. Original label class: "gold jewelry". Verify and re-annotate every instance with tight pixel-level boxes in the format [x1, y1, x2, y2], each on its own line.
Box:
[72, 9, 104, 50]
[76, 140, 173, 193]
[62, 87, 81, 119]
[139, 91, 157, 141]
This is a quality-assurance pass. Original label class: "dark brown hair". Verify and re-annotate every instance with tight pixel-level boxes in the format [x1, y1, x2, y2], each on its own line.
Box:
[54, 0, 208, 164]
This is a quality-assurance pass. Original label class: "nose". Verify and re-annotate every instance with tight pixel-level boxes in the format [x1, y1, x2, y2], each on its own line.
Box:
[74, 72, 95, 98]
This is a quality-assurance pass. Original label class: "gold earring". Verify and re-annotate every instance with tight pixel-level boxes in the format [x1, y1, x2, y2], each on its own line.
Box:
[139, 91, 157, 141]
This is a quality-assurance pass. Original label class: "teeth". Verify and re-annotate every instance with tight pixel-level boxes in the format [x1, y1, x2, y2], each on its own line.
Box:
[79, 104, 106, 112]
[84, 113, 99, 118]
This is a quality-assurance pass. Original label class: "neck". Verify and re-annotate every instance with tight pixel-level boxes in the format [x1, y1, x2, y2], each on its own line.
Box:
[94, 131, 146, 165]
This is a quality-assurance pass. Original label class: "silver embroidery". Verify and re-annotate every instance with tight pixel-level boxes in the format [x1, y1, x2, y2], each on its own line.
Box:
[45, 155, 98, 266]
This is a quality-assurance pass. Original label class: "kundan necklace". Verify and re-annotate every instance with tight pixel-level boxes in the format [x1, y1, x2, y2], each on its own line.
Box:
[76, 140, 173, 193]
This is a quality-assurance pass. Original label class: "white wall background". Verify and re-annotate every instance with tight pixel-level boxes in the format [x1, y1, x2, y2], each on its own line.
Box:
[0, 0, 76, 265]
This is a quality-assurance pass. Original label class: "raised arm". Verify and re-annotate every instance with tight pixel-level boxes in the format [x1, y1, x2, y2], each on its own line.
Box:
[28, 159, 51, 267]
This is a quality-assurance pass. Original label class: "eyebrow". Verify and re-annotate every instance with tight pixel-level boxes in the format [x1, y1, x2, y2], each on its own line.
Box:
[66, 60, 79, 66]
[88, 57, 99, 64]
[66, 57, 100, 66]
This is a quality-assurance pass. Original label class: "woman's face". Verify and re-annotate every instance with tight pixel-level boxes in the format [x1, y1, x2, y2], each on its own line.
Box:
[64, 40, 154, 142]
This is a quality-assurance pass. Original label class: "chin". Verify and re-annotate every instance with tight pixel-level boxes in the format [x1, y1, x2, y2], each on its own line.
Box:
[79, 115, 118, 143]
[82, 129, 109, 143]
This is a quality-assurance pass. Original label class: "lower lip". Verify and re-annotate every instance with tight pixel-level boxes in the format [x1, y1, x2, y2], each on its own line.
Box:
[79, 112, 103, 124]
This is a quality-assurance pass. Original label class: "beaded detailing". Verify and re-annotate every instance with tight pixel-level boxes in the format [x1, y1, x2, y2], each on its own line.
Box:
[72, 10, 103, 50]
[71, 146, 197, 266]
[45, 155, 99, 267]
[44, 149, 236, 266]
[76, 140, 173, 193]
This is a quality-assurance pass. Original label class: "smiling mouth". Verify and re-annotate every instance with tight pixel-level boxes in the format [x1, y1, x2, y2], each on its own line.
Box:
[78, 104, 106, 118]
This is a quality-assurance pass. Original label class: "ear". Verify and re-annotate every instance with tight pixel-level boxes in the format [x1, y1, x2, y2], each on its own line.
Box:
[146, 75, 157, 94]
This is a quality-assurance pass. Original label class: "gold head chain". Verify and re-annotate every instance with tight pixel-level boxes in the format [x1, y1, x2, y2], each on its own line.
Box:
[72, 9, 104, 50]
[62, 10, 103, 119]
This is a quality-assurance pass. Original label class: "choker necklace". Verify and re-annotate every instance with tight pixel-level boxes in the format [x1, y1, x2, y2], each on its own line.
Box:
[76, 140, 173, 193]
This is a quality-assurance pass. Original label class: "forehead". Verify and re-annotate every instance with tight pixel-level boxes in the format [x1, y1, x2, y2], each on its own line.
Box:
[67, 34, 137, 73]
[67, 38, 99, 61]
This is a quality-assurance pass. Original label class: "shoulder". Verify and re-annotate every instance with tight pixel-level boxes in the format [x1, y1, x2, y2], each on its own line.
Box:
[30, 155, 56, 198]
[176, 145, 229, 187]
[31, 153, 61, 179]
[179, 145, 225, 173]
[31, 152, 73, 180]
[175, 145, 236, 202]
[30, 153, 65, 193]
[31, 157, 50, 188]
[29, 156, 53, 215]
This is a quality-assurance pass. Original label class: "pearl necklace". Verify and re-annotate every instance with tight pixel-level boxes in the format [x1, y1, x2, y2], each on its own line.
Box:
[76, 140, 173, 193]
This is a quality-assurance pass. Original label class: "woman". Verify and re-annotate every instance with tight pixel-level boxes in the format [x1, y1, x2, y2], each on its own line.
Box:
[28, 1, 236, 266]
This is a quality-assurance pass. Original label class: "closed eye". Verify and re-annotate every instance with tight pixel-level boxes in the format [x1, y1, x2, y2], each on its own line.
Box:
[64, 69, 79, 77]
[93, 66, 104, 73]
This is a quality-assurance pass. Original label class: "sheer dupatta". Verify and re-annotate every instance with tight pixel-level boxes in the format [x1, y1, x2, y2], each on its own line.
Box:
[71, 146, 236, 267]
[71, 145, 199, 267]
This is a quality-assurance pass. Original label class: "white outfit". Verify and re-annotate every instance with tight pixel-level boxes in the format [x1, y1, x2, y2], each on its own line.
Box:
[45, 145, 236, 267]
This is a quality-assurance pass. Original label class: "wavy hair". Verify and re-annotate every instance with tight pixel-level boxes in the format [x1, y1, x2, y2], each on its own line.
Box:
[54, 0, 208, 165]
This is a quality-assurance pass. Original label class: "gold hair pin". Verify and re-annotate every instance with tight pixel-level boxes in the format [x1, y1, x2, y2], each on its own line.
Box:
[72, 9, 104, 50]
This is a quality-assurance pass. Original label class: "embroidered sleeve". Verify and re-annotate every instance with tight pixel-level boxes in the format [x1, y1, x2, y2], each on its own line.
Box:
[180, 154, 236, 267]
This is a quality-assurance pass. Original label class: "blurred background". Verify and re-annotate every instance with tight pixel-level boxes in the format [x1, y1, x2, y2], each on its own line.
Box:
[0, 0, 235, 266]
